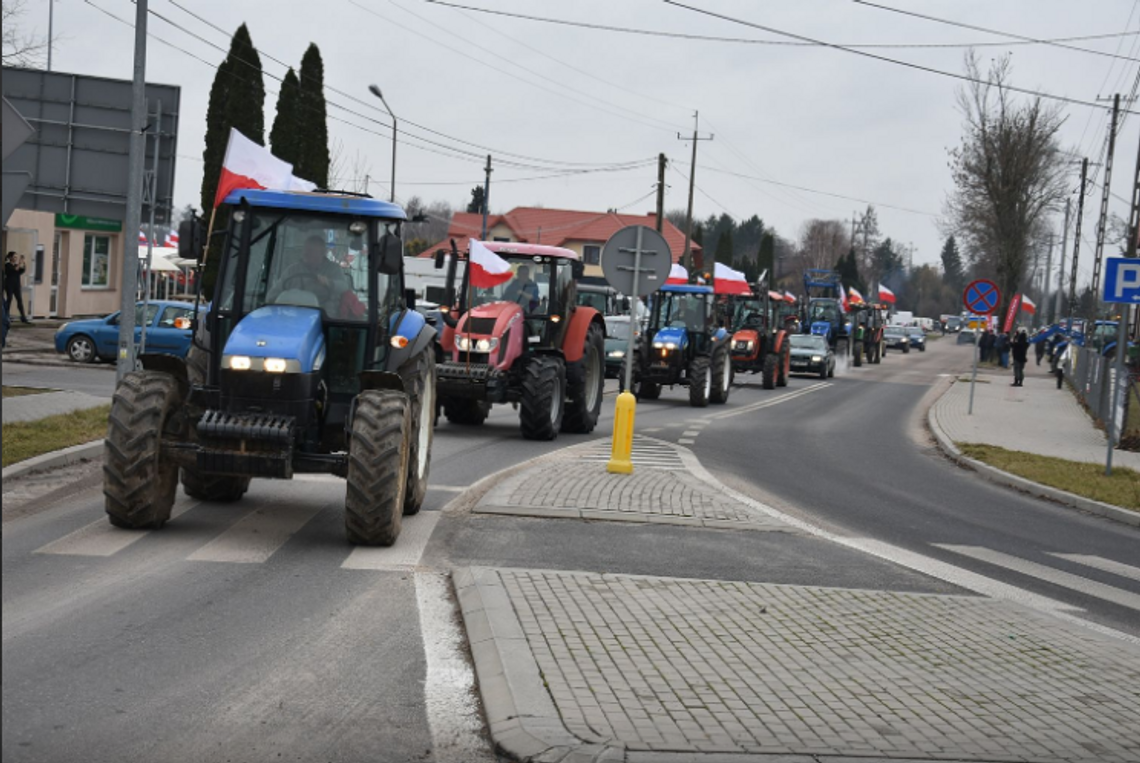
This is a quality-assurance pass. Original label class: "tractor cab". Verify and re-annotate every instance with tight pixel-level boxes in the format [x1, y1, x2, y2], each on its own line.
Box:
[727, 288, 791, 389]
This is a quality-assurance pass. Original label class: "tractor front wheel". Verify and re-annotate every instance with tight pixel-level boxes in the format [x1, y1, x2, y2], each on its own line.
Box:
[520, 356, 565, 440]
[761, 352, 778, 389]
[709, 344, 732, 404]
[638, 380, 661, 400]
[399, 350, 436, 516]
[853, 341, 864, 367]
[562, 322, 604, 433]
[777, 345, 790, 387]
[689, 356, 711, 407]
[103, 371, 182, 529]
[345, 389, 410, 546]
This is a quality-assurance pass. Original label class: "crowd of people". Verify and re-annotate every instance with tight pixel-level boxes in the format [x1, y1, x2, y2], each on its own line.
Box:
[976, 327, 1038, 387]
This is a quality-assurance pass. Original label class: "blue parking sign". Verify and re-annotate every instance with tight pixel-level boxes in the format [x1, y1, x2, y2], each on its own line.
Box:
[1102, 258, 1140, 304]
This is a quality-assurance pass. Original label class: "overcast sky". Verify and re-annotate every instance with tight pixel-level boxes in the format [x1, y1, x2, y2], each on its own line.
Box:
[23, 0, 1140, 279]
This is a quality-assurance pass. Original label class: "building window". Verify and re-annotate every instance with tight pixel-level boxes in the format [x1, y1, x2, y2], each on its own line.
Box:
[82, 234, 112, 288]
[583, 245, 601, 265]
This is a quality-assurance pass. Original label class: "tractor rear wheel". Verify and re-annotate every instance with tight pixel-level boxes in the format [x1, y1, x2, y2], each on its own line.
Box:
[777, 345, 790, 387]
[638, 381, 661, 400]
[345, 389, 409, 546]
[709, 344, 732, 404]
[761, 352, 778, 389]
[443, 397, 488, 426]
[873, 342, 883, 363]
[562, 322, 605, 433]
[688, 356, 711, 407]
[853, 341, 864, 367]
[520, 356, 565, 440]
[104, 371, 181, 529]
[399, 349, 435, 516]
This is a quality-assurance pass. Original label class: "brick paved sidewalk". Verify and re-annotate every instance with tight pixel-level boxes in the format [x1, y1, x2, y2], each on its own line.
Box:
[459, 566, 1140, 763]
[933, 368, 1140, 471]
[475, 437, 796, 532]
[2, 390, 109, 424]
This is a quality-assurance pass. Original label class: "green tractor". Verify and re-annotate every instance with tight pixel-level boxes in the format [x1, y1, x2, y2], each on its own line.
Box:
[103, 189, 436, 546]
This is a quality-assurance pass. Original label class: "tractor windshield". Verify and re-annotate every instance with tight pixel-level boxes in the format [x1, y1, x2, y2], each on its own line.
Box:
[217, 210, 401, 323]
[577, 289, 612, 314]
[654, 292, 710, 331]
[809, 300, 840, 325]
[731, 299, 766, 332]
[471, 257, 555, 315]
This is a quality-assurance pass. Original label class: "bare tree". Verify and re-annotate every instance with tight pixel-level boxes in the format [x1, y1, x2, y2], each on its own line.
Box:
[944, 51, 1068, 315]
[2, 0, 49, 67]
[797, 219, 850, 271]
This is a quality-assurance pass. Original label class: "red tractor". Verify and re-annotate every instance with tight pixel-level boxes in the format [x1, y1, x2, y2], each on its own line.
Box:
[727, 288, 792, 390]
[436, 242, 606, 441]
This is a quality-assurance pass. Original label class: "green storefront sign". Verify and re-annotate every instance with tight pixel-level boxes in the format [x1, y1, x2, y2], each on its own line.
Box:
[54, 213, 122, 232]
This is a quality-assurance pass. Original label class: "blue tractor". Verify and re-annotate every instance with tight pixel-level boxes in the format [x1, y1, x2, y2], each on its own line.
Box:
[103, 189, 436, 546]
[802, 269, 851, 357]
[628, 283, 732, 407]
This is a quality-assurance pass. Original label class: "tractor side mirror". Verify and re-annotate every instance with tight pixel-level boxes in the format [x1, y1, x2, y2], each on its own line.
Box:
[434, 249, 446, 270]
[571, 260, 585, 279]
[621, 297, 631, 313]
[378, 232, 402, 274]
[406, 289, 418, 310]
[178, 217, 203, 262]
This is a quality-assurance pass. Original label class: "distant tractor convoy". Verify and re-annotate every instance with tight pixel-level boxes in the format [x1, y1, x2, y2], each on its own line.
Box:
[101, 194, 934, 545]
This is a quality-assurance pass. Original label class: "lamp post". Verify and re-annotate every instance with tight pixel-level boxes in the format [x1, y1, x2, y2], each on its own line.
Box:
[368, 84, 396, 203]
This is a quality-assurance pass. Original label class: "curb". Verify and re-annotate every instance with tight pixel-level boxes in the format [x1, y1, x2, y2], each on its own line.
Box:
[926, 389, 1139, 528]
[1, 439, 104, 482]
[454, 567, 625, 763]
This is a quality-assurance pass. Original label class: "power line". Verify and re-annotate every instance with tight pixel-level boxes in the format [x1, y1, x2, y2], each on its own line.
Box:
[852, 0, 1140, 63]
[423, 0, 1140, 51]
[663, 1, 1138, 115]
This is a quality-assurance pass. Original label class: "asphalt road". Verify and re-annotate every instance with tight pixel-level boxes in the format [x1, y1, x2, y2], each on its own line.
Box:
[3, 339, 1138, 762]
[2, 359, 116, 398]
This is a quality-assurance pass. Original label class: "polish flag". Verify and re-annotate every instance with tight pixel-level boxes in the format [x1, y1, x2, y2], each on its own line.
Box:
[213, 128, 316, 208]
[783, 291, 796, 304]
[468, 239, 514, 288]
[840, 290, 849, 313]
[768, 290, 785, 302]
[878, 284, 897, 304]
[665, 263, 688, 285]
[1019, 294, 1036, 314]
[848, 286, 865, 305]
[164, 231, 179, 247]
[713, 262, 751, 295]
[138, 230, 150, 245]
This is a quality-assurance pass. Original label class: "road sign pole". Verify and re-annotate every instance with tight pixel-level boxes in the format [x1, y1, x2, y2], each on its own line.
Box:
[623, 226, 643, 395]
[1106, 309, 1127, 475]
[968, 324, 980, 415]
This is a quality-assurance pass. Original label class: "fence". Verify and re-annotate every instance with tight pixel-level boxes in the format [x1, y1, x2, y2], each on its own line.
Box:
[1062, 346, 1137, 447]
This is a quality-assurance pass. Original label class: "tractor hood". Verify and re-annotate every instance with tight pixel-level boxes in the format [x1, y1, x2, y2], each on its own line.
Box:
[811, 321, 832, 338]
[452, 301, 525, 370]
[457, 301, 523, 337]
[223, 306, 326, 373]
[732, 329, 760, 344]
[653, 326, 689, 349]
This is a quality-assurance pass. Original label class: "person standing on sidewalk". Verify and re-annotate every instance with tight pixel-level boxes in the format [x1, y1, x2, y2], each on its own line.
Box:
[1034, 331, 1046, 366]
[4, 252, 31, 324]
[1011, 329, 1029, 386]
[997, 332, 1011, 368]
[979, 329, 993, 363]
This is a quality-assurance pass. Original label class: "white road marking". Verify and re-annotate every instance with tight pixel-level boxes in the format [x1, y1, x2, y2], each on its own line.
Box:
[34, 499, 197, 557]
[341, 512, 441, 570]
[641, 427, 663, 433]
[679, 438, 695, 445]
[709, 382, 831, 420]
[682, 430, 701, 437]
[1052, 554, 1140, 582]
[936, 545, 1140, 613]
[187, 503, 323, 564]
[428, 485, 469, 494]
[415, 571, 499, 763]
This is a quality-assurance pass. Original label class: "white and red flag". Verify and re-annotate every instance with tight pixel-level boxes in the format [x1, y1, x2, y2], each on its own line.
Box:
[164, 230, 179, 248]
[768, 290, 785, 302]
[138, 230, 150, 245]
[783, 291, 796, 303]
[878, 284, 897, 304]
[848, 286, 865, 305]
[213, 128, 316, 208]
[665, 263, 688, 285]
[713, 262, 751, 295]
[467, 239, 514, 289]
[1019, 294, 1036, 314]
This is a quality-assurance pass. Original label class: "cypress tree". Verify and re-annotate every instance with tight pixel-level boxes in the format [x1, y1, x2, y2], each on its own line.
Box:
[269, 67, 301, 166]
[295, 43, 330, 188]
[200, 57, 232, 215]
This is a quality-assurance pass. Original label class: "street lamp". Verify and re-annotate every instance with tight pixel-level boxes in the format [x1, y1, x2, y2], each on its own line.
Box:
[368, 84, 396, 203]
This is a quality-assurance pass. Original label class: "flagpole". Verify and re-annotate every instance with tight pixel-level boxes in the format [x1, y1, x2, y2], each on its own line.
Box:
[466, 243, 473, 377]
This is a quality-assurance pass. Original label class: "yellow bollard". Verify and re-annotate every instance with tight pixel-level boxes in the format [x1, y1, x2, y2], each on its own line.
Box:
[606, 391, 637, 474]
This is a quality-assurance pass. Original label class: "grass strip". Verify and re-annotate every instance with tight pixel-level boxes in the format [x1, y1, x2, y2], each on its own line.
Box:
[2, 386, 57, 398]
[2, 405, 110, 468]
[957, 442, 1140, 510]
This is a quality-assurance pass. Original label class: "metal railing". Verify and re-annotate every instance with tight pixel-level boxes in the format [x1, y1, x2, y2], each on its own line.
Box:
[1062, 346, 1136, 447]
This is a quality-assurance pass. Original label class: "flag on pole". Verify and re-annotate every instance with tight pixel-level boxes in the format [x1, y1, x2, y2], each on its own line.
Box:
[467, 239, 514, 288]
[665, 263, 688, 285]
[1003, 293, 1022, 333]
[768, 290, 785, 302]
[848, 286, 865, 305]
[213, 128, 316, 208]
[878, 284, 897, 304]
[1019, 294, 1036, 314]
[713, 262, 751, 295]
[164, 231, 179, 248]
[138, 230, 150, 245]
[783, 291, 796, 303]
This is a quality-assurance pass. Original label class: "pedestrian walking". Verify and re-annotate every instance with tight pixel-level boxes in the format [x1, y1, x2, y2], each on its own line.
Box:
[4, 251, 31, 323]
[1011, 329, 1029, 386]
[1034, 333, 1046, 366]
[997, 332, 1010, 369]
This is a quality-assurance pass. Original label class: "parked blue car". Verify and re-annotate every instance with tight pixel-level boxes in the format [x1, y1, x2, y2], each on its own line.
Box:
[55, 300, 197, 363]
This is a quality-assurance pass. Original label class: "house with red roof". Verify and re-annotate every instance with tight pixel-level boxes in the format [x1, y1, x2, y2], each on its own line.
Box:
[416, 207, 701, 280]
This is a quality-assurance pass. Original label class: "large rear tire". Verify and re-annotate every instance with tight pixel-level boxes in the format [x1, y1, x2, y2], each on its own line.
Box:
[688, 356, 711, 408]
[443, 396, 488, 426]
[103, 371, 181, 529]
[873, 342, 882, 364]
[398, 350, 435, 516]
[709, 344, 732, 404]
[776, 345, 790, 387]
[345, 390, 409, 546]
[761, 352, 777, 389]
[853, 341, 864, 367]
[520, 356, 565, 441]
[562, 322, 605, 434]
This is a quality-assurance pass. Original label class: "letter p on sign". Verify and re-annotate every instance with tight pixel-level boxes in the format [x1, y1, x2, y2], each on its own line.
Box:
[1104, 258, 1140, 303]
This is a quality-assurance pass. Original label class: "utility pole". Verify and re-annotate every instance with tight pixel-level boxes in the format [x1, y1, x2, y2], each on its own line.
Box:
[1068, 158, 1089, 322]
[1090, 94, 1122, 317]
[1054, 198, 1070, 325]
[480, 154, 492, 240]
[655, 153, 666, 233]
[1042, 231, 1053, 327]
[116, 0, 147, 383]
[678, 111, 713, 274]
[139, 99, 162, 355]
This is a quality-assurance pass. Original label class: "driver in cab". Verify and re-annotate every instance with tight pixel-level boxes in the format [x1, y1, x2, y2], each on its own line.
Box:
[271, 235, 359, 317]
[503, 265, 541, 313]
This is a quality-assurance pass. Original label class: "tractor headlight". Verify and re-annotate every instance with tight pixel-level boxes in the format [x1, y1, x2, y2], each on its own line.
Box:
[475, 338, 499, 353]
[608, 349, 625, 358]
[456, 335, 470, 351]
[264, 358, 288, 373]
[811, 355, 822, 362]
[230, 355, 252, 371]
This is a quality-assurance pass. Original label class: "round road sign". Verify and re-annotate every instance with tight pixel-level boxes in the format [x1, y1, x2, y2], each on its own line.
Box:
[600, 225, 672, 297]
[963, 279, 1000, 315]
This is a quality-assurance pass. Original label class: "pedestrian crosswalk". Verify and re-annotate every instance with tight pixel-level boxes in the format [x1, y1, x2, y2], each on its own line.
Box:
[578, 435, 686, 470]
